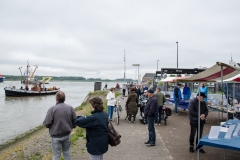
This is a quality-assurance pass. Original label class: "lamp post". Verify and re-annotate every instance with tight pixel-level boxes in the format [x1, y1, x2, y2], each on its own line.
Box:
[157, 60, 159, 71]
[176, 41, 178, 68]
[132, 64, 140, 84]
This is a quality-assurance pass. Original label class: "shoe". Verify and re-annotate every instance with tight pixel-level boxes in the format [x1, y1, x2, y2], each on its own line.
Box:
[189, 147, 194, 153]
[144, 141, 150, 144]
[198, 148, 205, 153]
[175, 113, 180, 116]
[158, 123, 161, 126]
[146, 143, 155, 147]
[155, 123, 158, 125]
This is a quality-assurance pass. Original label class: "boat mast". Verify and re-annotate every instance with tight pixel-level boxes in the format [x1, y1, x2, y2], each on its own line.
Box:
[19, 67, 23, 84]
[30, 65, 38, 78]
[124, 49, 126, 82]
[26, 61, 30, 88]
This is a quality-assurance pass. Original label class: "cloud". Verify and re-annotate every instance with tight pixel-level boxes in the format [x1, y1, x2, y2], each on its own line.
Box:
[0, 0, 240, 79]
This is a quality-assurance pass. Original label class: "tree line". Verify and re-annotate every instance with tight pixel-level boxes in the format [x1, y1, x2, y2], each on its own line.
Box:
[4, 75, 134, 82]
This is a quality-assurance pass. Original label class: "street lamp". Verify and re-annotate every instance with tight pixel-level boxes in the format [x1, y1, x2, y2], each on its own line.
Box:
[157, 60, 159, 71]
[132, 64, 140, 84]
[176, 41, 178, 68]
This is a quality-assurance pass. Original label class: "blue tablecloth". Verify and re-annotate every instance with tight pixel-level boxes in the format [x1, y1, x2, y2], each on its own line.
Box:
[166, 98, 189, 109]
[197, 120, 240, 151]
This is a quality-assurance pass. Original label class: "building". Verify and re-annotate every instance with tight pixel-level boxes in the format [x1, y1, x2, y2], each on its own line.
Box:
[142, 73, 155, 83]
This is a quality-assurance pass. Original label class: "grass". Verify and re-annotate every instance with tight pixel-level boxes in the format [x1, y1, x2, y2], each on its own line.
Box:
[0, 90, 121, 160]
[28, 153, 42, 160]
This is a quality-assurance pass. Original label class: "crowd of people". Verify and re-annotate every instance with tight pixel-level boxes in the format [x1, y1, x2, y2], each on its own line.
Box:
[42, 82, 209, 160]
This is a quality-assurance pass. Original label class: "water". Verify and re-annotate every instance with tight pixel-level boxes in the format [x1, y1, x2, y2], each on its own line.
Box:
[0, 81, 123, 144]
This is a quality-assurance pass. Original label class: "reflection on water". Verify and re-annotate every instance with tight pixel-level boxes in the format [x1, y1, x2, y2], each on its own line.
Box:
[0, 81, 124, 144]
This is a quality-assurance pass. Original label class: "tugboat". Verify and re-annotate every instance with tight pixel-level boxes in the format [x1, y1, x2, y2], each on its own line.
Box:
[4, 61, 60, 97]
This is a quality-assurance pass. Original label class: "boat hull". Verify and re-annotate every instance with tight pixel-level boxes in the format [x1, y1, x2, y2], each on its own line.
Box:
[0, 77, 4, 83]
[4, 87, 59, 97]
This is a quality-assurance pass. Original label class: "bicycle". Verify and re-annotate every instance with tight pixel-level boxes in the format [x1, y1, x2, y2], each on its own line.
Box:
[114, 98, 122, 125]
[161, 106, 168, 125]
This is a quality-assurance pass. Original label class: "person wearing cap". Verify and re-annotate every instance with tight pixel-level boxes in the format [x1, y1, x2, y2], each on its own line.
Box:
[173, 83, 182, 115]
[188, 92, 208, 153]
[154, 88, 166, 125]
[144, 89, 158, 146]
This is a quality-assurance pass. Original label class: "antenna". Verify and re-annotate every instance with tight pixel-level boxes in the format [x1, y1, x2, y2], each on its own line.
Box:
[124, 49, 126, 81]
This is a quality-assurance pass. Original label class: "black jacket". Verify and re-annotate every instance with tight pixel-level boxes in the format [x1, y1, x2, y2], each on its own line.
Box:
[74, 111, 109, 155]
[144, 95, 158, 117]
[188, 98, 208, 125]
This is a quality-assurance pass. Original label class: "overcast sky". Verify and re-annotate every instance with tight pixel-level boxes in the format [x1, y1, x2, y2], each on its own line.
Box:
[0, 0, 240, 80]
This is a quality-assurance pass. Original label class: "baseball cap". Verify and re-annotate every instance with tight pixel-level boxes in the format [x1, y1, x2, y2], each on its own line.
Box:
[196, 92, 206, 98]
[147, 89, 154, 93]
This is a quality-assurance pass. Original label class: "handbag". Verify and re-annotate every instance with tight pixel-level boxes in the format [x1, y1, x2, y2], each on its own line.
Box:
[108, 121, 121, 146]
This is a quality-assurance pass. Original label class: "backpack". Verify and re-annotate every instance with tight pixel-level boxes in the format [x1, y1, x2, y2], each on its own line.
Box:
[108, 121, 121, 146]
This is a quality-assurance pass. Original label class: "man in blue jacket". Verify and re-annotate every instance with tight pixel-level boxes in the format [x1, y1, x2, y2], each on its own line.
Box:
[173, 83, 182, 115]
[144, 89, 158, 146]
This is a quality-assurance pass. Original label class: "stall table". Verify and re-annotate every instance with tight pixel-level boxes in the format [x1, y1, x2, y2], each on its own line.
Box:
[166, 98, 189, 110]
[197, 120, 240, 159]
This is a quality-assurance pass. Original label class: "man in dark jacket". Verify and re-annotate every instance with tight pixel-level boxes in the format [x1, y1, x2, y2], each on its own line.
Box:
[188, 92, 208, 153]
[135, 84, 142, 98]
[144, 89, 158, 146]
[173, 83, 182, 115]
[43, 91, 76, 160]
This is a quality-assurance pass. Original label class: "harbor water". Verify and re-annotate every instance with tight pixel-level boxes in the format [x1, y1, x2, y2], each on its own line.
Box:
[0, 81, 123, 145]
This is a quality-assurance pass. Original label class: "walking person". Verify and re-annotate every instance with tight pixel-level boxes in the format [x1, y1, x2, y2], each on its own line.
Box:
[126, 87, 139, 123]
[74, 97, 109, 160]
[43, 91, 76, 160]
[173, 83, 182, 115]
[144, 89, 158, 146]
[122, 84, 126, 97]
[154, 88, 166, 125]
[188, 92, 208, 153]
[106, 87, 115, 121]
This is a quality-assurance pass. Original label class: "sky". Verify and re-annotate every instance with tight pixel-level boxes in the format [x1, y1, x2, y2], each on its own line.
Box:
[0, 0, 240, 80]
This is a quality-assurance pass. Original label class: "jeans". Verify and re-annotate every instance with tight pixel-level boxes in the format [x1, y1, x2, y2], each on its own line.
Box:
[189, 122, 204, 147]
[108, 106, 114, 120]
[51, 134, 71, 160]
[155, 106, 163, 123]
[147, 116, 156, 144]
[89, 154, 103, 160]
[174, 100, 180, 114]
[123, 89, 126, 96]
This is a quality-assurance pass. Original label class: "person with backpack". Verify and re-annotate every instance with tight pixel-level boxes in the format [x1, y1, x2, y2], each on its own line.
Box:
[154, 88, 166, 125]
[74, 97, 109, 160]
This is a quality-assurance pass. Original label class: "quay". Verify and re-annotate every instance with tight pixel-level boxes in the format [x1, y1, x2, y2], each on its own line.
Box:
[1, 92, 240, 160]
